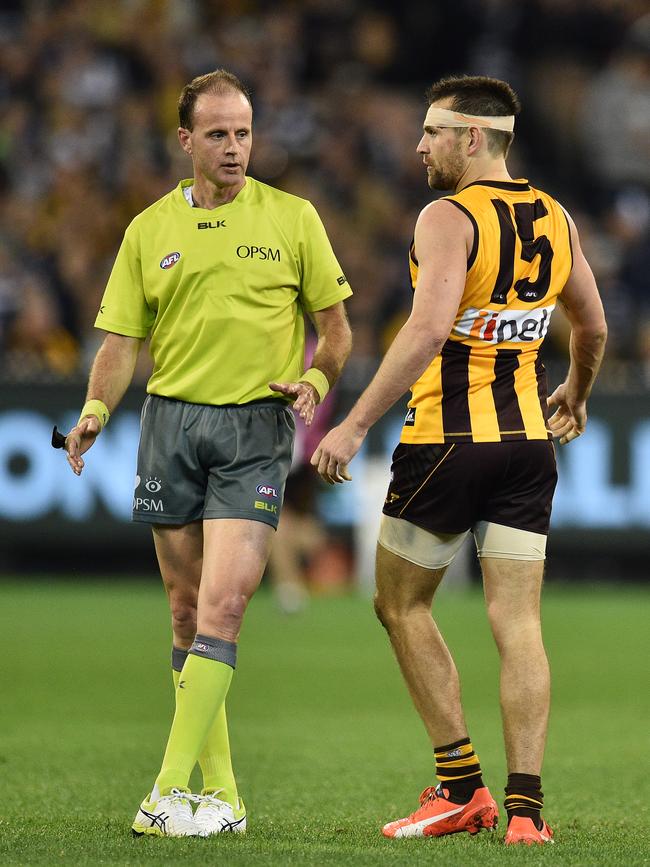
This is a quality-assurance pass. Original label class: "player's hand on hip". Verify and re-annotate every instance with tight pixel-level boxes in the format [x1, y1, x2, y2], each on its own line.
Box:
[269, 380, 319, 426]
[64, 416, 102, 475]
[310, 421, 365, 485]
[547, 383, 587, 445]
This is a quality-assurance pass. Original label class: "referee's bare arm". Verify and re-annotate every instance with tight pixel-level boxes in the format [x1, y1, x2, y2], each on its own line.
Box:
[307, 301, 352, 388]
[547, 212, 608, 445]
[270, 301, 352, 427]
[65, 333, 143, 475]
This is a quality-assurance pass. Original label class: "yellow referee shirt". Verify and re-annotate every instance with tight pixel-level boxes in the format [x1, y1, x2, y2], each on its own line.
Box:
[96, 178, 352, 405]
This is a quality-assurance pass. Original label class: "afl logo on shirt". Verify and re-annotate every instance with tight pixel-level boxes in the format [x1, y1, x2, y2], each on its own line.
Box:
[160, 251, 181, 270]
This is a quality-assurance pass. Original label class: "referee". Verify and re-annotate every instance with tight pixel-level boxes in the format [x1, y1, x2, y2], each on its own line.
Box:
[61, 70, 352, 837]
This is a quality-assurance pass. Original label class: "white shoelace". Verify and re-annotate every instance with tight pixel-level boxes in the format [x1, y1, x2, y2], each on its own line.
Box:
[196, 791, 231, 812]
[162, 788, 198, 820]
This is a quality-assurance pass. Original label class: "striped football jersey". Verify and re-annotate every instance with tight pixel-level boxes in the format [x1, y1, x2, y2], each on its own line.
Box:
[401, 179, 572, 444]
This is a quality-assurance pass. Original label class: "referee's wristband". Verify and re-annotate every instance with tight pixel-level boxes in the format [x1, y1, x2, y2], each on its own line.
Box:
[300, 368, 330, 403]
[78, 399, 110, 431]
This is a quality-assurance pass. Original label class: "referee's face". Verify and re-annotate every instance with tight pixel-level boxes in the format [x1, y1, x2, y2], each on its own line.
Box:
[179, 90, 253, 193]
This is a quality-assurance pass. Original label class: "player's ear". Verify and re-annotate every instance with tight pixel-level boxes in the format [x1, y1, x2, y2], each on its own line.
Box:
[178, 127, 192, 155]
[467, 126, 482, 155]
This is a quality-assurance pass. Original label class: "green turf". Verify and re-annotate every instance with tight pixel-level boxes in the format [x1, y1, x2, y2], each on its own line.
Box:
[1, 580, 648, 865]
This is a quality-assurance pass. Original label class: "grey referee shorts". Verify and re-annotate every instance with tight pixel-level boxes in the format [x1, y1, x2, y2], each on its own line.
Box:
[132, 394, 295, 529]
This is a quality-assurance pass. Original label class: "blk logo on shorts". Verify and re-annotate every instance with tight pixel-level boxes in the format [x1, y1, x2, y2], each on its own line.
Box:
[255, 501, 278, 514]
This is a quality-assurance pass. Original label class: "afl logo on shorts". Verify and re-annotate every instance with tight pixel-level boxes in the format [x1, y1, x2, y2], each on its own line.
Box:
[160, 251, 181, 269]
[256, 484, 278, 499]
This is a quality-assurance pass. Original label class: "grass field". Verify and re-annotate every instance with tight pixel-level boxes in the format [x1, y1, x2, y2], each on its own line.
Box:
[1, 579, 648, 866]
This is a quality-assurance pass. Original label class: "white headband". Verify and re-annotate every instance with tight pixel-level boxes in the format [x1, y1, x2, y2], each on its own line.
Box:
[425, 106, 515, 133]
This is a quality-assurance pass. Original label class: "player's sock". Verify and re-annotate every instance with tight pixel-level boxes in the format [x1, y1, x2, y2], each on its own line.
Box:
[155, 635, 236, 794]
[172, 646, 239, 805]
[434, 737, 485, 803]
[504, 773, 544, 830]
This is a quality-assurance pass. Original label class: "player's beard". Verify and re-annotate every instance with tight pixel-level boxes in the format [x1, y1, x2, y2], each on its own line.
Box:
[427, 143, 465, 191]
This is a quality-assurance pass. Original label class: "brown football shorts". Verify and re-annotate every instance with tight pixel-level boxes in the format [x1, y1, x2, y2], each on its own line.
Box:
[382, 440, 558, 536]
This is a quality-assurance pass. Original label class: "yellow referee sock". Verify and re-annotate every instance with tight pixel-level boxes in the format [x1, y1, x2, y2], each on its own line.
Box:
[154, 635, 236, 795]
[172, 647, 239, 805]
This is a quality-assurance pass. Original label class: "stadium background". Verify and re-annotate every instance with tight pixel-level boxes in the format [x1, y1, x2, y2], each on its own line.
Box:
[1, 0, 648, 581]
[1, 3, 649, 865]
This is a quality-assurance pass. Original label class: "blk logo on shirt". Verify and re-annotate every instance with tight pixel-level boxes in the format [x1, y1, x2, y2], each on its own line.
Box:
[197, 221, 227, 229]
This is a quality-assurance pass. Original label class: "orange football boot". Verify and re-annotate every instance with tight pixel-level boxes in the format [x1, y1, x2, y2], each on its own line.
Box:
[382, 784, 498, 839]
[504, 815, 554, 845]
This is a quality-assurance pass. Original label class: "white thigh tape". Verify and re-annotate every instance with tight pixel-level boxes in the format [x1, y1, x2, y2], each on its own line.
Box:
[378, 514, 468, 570]
[474, 521, 547, 561]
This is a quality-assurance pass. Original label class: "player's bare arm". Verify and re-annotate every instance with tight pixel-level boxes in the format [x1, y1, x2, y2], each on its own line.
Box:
[547, 213, 607, 445]
[311, 201, 470, 483]
[269, 300, 352, 427]
[65, 333, 143, 475]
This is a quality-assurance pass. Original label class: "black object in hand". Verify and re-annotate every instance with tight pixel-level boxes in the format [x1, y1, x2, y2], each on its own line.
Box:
[51, 426, 66, 449]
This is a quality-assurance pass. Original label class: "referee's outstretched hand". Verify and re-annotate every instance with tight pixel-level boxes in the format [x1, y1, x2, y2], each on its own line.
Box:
[63, 416, 102, 476]
[269, 380, 319, 427]
[547, 382, 587, 445]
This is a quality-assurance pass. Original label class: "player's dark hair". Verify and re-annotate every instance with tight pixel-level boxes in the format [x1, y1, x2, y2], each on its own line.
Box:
[178, 69, 252, 130]
[425, 75, 521, 156]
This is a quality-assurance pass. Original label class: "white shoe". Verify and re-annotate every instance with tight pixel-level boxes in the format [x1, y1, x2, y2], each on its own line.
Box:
[194, 790, 247, 836]
[132, 787, 200, 837]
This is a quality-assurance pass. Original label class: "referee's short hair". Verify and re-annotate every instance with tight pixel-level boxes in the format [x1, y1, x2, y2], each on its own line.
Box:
[178, 69, 252, 130]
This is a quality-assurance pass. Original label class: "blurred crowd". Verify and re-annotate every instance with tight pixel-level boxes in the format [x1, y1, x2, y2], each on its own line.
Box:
[1, 0, 649, 388]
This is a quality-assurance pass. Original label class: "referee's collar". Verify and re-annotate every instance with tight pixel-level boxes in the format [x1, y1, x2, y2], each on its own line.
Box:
[178, 177, 251, 209]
